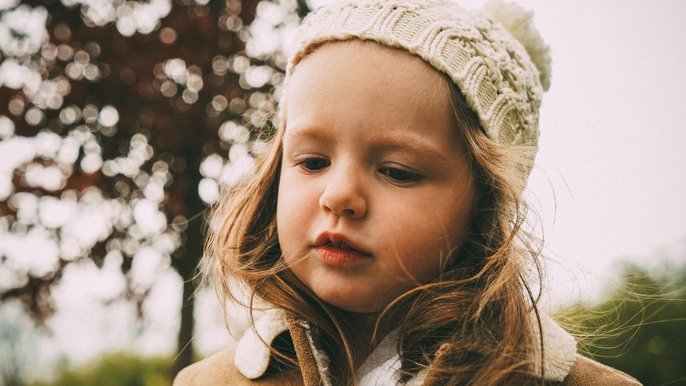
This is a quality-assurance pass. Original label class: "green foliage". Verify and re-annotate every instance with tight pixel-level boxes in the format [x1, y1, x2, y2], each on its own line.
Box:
[29, 353, 172, 386]
[558, 263, 686, 386]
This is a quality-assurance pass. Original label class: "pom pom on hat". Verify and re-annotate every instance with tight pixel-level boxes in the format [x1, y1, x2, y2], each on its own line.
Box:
[482, 0, 552, 91]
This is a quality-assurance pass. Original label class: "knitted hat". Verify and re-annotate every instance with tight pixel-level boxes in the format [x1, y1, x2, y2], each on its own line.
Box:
[284, 0, 551, 148]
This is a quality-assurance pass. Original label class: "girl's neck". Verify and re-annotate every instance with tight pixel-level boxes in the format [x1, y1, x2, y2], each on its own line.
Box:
[334, 307, 404, 369]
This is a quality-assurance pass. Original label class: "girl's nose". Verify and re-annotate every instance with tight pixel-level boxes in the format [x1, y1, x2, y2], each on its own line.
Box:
[318, 170, 367, 219]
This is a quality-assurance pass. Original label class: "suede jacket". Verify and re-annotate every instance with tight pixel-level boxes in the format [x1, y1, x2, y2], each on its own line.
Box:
[174, 309, 641, 386]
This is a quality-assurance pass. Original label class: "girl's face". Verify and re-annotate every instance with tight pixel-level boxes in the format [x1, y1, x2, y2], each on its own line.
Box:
[276, 41, 475, 313]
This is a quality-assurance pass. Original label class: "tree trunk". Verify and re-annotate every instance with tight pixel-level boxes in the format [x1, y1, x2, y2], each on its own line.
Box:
[171, 211, 205, 377]
[170, 180, 206, 378]
[169, 104, 211, 375]
[172, 270, 196, 378]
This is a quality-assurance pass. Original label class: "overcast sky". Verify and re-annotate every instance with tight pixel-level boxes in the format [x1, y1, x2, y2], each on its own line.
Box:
[487, 0, 686, 303]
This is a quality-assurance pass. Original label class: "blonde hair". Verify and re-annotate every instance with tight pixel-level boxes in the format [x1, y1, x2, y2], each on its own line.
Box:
[204, 50, 546, 386]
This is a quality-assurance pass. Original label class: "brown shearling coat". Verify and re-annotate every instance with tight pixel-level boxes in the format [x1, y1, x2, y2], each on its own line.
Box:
[174, 315, 641, 386]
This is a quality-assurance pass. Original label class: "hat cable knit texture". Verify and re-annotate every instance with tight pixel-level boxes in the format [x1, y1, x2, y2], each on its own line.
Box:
[285, 0, 551, 148]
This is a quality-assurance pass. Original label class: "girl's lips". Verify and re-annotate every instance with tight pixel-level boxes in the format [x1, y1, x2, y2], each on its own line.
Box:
[314, 231, 371, 254]
[313, 231, 373, 266]
[314, 245, 372, 267]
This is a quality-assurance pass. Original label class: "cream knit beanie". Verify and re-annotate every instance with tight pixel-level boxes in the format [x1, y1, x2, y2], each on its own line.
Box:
[285, 0, 551, 148]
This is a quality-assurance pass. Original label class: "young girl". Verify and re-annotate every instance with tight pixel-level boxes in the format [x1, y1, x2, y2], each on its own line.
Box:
[176, 0, 641, 385]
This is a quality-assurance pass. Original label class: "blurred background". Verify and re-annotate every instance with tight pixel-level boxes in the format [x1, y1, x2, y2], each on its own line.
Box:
[0, 0, 684, 385]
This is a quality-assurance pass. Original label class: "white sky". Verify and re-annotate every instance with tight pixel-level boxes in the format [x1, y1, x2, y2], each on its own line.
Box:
[496, 0, 686, 304]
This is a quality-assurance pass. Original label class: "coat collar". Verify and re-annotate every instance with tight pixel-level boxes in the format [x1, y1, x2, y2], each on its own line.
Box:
[534, 313, 578, 381]
[233, 309, 290, 379]
[233, 309, 577, 384]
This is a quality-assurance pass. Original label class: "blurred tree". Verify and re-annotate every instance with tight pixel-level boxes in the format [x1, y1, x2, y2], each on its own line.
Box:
[559, 262, 686, 386]
[0, 0, 309, 377]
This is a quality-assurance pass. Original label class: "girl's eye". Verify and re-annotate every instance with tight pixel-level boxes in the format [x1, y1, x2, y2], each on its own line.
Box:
[379, 167, 422, 184]
[300, 157, 330, 171]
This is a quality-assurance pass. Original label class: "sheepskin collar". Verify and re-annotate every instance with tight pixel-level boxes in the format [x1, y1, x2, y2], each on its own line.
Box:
[233, 309, 576, 385]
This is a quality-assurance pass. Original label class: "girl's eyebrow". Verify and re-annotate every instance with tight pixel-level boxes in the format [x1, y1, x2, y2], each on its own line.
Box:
[368, 134, 449, 162]
[285, 125, 450, 162]
[284, 124, 335, 144]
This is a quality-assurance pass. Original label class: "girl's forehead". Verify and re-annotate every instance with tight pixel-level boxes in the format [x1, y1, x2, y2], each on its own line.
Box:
[284, 40, 450, 118]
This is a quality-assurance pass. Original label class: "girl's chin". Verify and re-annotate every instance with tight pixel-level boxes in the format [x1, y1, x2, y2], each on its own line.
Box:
[316, 293, 390, 314]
